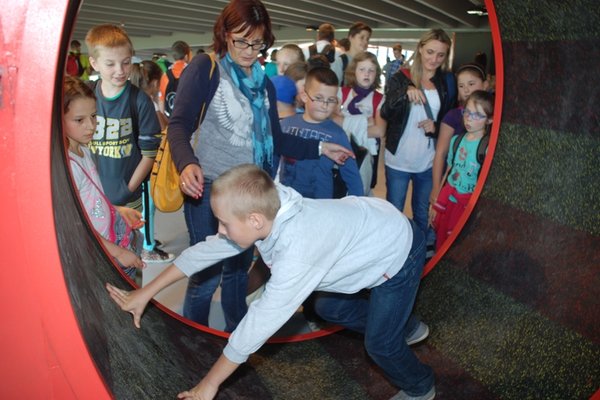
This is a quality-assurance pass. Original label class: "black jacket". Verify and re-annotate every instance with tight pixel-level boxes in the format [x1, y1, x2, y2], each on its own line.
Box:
[381, 68, 456, 155]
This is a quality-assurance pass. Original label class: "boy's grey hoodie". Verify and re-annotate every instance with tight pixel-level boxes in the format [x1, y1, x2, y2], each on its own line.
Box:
[174, 184, 412, 364]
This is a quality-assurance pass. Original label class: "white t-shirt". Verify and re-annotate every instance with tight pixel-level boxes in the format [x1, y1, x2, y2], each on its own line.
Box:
[385, 88, 440, 173]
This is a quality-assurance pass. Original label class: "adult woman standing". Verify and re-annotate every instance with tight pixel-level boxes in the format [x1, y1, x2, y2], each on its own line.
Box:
[168, 0, 351, 332]
[381, 29, 456, 246]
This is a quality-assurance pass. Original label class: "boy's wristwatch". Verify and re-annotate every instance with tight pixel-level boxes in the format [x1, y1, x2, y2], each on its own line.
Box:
[318, 141, 323, 156]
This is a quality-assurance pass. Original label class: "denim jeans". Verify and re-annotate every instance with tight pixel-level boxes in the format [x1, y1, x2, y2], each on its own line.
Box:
[385, 166, 434, 243]
[314, 220, 434, 396]
[182, 178, 253, 332]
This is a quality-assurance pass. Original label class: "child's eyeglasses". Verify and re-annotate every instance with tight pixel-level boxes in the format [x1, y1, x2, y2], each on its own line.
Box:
[462, 109, 487, 121]
[231, 39, 267, 51]
[305, 91, 339, 106]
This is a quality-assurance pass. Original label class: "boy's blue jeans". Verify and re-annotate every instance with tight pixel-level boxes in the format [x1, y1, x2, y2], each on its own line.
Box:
[385, 166, 434, 243]
[314, 220, 434, 396]
[182, 179, 252, 333]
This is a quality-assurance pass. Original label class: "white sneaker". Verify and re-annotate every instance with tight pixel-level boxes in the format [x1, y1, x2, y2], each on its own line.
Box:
[406, 321, 429, 346]
[141, 248, 175, 263]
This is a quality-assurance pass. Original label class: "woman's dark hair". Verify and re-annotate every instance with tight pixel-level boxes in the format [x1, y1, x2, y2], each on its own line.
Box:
[212, 0, 275, 58]
[63, 76, 95, 114]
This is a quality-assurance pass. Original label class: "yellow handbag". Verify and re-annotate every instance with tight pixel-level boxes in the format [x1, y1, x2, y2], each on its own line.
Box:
[150, 54, 217, 212]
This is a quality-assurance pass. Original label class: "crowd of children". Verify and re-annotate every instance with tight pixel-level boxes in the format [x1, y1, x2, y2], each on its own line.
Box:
[64, 1, 495, 398]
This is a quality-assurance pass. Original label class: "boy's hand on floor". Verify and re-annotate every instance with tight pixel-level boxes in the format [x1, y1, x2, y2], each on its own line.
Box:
[106, 283, 150, 329]
[177, 379, 218, 400]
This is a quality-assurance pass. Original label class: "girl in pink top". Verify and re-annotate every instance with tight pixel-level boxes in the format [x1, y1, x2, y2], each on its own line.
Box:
[63, 76, 145, 278]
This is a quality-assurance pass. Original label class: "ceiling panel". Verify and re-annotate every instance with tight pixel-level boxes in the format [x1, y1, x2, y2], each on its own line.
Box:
[71, 0, 490, 59]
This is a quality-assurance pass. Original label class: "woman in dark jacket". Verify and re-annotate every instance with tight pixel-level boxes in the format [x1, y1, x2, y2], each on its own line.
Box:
[169, 0, 354, 333]
[381, 28, 456, 243]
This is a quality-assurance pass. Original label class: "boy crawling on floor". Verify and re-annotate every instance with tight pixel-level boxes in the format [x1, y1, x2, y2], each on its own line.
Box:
[107, 163, 435, 400]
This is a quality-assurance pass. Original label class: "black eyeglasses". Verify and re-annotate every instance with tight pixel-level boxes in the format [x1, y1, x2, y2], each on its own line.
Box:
[231, 39, 267, 51]
[305, 91, 339, 106]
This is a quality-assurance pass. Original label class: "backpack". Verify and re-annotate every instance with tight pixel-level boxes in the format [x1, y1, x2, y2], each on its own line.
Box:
[338, 54, 350, 86]
[449, 132, 490, 178]
[308, 43, 336, 63]
[163, 69, 179, 117]
[66, 52, 84, 77]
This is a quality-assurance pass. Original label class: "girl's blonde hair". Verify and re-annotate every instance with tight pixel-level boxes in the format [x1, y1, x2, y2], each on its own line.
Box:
[410, 29, 452, 88]
[212, 164, 280, 220]
[343, 51, 381, 90]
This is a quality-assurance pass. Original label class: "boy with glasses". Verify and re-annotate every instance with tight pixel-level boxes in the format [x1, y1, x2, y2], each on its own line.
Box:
[277, 67, 363, 199]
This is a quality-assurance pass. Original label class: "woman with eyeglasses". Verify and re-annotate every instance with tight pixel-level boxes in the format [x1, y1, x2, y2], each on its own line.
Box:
[167, 0, 353, 334]
[381, 28, 457, 256]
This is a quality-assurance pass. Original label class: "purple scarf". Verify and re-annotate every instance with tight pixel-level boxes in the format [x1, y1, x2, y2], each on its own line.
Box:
[346, 85, 373, 115]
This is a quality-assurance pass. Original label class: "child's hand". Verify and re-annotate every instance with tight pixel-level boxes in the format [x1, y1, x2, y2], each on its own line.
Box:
[177, 379, 219, 400]
[106, 283, 150, 329]
[428, 208, 437, 229]
[321, 142, 355, 165]
[115, 248, 145, 270]
[116, 206, 145, 229]
[406, 86, 426, 104]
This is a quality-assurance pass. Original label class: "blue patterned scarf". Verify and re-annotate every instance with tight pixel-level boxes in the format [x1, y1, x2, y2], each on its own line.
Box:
[220, 53, 273, 169]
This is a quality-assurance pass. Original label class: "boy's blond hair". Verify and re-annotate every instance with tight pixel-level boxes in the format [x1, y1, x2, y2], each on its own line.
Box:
[85, 24, 133, 58]
[211, 164, 280, 220]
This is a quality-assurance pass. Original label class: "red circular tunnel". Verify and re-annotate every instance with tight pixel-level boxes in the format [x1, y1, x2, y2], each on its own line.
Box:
[1, 1, 598, 399]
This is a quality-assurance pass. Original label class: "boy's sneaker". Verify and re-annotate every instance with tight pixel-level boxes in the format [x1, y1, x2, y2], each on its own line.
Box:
[390, 386, 435, 400]
[406, 321, 429, 345]
[141, 247, 175, 264]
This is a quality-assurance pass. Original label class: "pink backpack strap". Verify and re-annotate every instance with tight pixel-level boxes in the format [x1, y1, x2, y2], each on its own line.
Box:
[69, 157, 121, 244]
